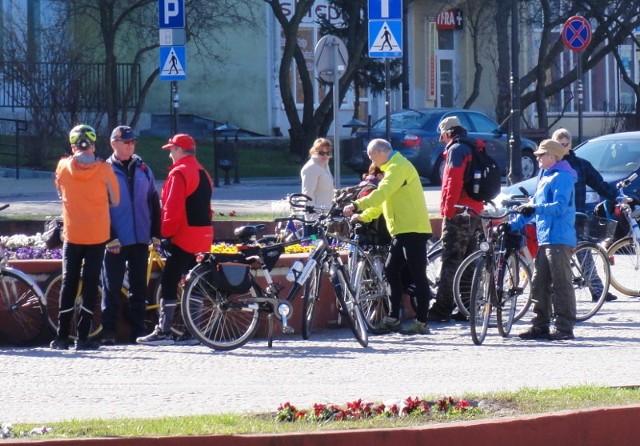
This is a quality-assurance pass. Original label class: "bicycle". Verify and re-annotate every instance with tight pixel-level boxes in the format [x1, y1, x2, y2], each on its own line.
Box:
[607, 172, 640, 296]
[180, 200, 369, 351]
[454, 205, 532, 345]
[43, 244, 184, 341]
[0, 204, 48, 346]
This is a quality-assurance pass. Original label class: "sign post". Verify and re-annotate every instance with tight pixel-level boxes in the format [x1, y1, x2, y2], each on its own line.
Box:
[368, 0, 403, 143]
[314, 35, 349, 188]
[562, 16, 592, 143]
[159, 0, 186, 135]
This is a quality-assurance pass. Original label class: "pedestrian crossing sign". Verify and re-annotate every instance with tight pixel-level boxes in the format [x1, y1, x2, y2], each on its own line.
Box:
[159, 46, 186, 80]
[369, 20, 402, 58]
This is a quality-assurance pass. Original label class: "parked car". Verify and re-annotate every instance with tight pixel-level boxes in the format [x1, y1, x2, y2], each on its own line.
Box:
[344, 108, 539, 185]
[497, 131, 640, 211]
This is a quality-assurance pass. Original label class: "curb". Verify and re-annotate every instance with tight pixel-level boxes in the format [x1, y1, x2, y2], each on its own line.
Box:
[4, 405, 640, 446]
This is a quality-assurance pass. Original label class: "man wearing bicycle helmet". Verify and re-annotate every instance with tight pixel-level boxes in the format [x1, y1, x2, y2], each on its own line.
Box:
[50, 124, 120, 351]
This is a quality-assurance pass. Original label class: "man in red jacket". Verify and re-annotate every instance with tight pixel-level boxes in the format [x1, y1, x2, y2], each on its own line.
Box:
[137, 134, 213, 345]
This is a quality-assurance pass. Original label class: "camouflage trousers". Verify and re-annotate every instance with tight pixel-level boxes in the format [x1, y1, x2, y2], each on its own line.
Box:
[431, 215, 481, 316]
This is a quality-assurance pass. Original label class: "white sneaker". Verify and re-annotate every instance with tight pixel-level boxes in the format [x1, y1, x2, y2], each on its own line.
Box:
[136, 327, 175, 346]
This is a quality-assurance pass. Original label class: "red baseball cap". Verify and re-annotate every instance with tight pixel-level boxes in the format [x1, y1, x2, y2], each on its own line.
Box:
[162, 134, 196, 151]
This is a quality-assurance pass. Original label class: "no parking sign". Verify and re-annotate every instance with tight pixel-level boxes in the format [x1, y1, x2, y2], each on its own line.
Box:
[562, 16, 591, 52]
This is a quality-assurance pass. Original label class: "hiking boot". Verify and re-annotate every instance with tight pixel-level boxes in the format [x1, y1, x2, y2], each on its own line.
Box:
[371, 316, 402, 334]
[50, 337, 70, 350]
[548, 329, 575, 341]
[592, 292, 617, 302]
[518, 326, 550, 340]
[100, 331, 116, 346]
[174, 332, 199, 345]
[136, 326, 175, 346]
[399, 319, 431, 335]
[74, 339, 101, 351]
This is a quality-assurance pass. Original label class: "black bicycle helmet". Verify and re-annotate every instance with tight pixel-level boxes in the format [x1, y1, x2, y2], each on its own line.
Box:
[69, 124, 97, 150]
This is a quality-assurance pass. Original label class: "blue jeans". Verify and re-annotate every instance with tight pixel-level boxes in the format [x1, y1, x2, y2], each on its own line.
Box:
[58, 241, 106, 341]
[101, 243, 149, 338]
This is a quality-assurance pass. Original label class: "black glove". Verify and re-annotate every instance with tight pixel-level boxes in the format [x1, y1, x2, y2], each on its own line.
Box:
[518, 205, 536, 217]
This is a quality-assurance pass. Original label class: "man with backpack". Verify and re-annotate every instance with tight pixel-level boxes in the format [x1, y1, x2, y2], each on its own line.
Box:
[428, 116, 484, 323]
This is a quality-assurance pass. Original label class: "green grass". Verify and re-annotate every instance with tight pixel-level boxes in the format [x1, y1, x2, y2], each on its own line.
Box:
[6, 385, 640, 439]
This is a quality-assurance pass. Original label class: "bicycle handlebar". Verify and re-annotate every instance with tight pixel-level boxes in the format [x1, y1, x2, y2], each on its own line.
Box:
[0, 204, 9, 212]
[454, 204, 520, 220]
[617, 172, 638, 190]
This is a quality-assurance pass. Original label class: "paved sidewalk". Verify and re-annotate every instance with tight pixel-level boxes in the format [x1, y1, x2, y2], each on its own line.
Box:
[2, 297, 640, 423]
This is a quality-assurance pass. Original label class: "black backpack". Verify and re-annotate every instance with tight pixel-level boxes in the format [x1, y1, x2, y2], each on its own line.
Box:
[460, 138, 501, 202]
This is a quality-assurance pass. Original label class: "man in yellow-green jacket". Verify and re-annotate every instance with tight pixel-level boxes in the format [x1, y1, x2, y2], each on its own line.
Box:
[343, 138, 432, 335]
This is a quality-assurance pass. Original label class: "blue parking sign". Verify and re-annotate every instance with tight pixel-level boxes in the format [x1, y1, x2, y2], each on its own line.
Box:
[158, 0, 185, 28]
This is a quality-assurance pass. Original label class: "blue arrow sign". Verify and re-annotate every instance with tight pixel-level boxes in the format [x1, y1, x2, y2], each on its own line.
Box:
[159, 46, 186, 80]
[369, 20, 402, 58]
[368, 0, 402, 20]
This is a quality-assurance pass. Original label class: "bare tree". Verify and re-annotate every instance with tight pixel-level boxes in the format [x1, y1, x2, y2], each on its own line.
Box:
[265, 0, 369, 159]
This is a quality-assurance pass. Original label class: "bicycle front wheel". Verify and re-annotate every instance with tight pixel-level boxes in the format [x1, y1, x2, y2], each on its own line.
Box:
[0, 269, 46, 346]
[43, 272, 102, 340]
[572, 243, 610, 322]
[301, 262, 323, 340]
[331, 265, 368, 347]
[496, 251, 531, 337]
[607, 236, 640, 296]
[354, 253, 389, 331]
[469, 256, 491, 345]
[453, 250, 482, 319]
[181, 263, 259, 351]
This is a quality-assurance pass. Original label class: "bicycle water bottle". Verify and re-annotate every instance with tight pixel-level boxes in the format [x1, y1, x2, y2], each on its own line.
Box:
[286, 260, 304, 282]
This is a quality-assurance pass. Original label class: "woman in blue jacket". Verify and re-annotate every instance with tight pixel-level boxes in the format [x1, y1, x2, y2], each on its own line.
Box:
[509, 139, 578, 341]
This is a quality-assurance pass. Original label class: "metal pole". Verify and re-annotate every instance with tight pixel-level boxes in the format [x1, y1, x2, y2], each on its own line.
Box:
[171, 81, 179, 135]
[385, 58, 391, 143]
[213, 120, 219, 188]
[332, 38, 341, 189]
[578, 55, 583, 143]
[508, 0, 522, 185]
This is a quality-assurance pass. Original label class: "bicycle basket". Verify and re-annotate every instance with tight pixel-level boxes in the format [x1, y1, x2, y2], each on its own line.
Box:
[211, 261, 252, 294]
[575, 214, 617, 243]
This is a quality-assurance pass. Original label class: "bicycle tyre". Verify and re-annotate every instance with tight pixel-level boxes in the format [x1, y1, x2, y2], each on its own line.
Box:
[43, 272, 103, 340]
[152, 282, 186, 337]
[607, 236, 640, 296]
[496, 251, 526, 337]
[409, 246, 442, 314]
[181, 263, 259, 351]
[0, 268, 47, 346]
[354, 253, 390, 331]
[469, 256, 491, 345]
[330, 265, 368, 348]
[301, 262, 323, 340]
[455, 250, 532, 322]
[572, 242, 610, 322]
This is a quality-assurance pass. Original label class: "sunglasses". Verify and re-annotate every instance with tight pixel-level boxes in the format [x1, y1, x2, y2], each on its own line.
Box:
[317, 151, 332, 156]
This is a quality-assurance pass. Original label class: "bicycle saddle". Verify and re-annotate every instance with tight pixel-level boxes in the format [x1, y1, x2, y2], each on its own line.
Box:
[234, 224, 267, 243]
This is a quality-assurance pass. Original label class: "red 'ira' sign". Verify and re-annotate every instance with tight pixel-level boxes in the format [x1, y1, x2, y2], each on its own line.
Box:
[436, 8, 463, 30]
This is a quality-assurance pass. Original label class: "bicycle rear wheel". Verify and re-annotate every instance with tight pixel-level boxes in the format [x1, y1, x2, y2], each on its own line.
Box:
[469, 256, 491, 345]
[43, 272, 102, 340]
[572, 243, 610, 322]
[330, 265, 368, 347]
[302, 262, 323, 340]
[607, 237, 640, 296]
[181, 263, 259, 351]
[354, 253, 389, 331]
[0, 268, 46, 346]
[496, 251, 531, 337]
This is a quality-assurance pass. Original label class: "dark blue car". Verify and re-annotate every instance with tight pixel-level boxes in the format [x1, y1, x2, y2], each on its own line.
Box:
[344, 108, 539, 185]
[498, 131, 640, 211]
